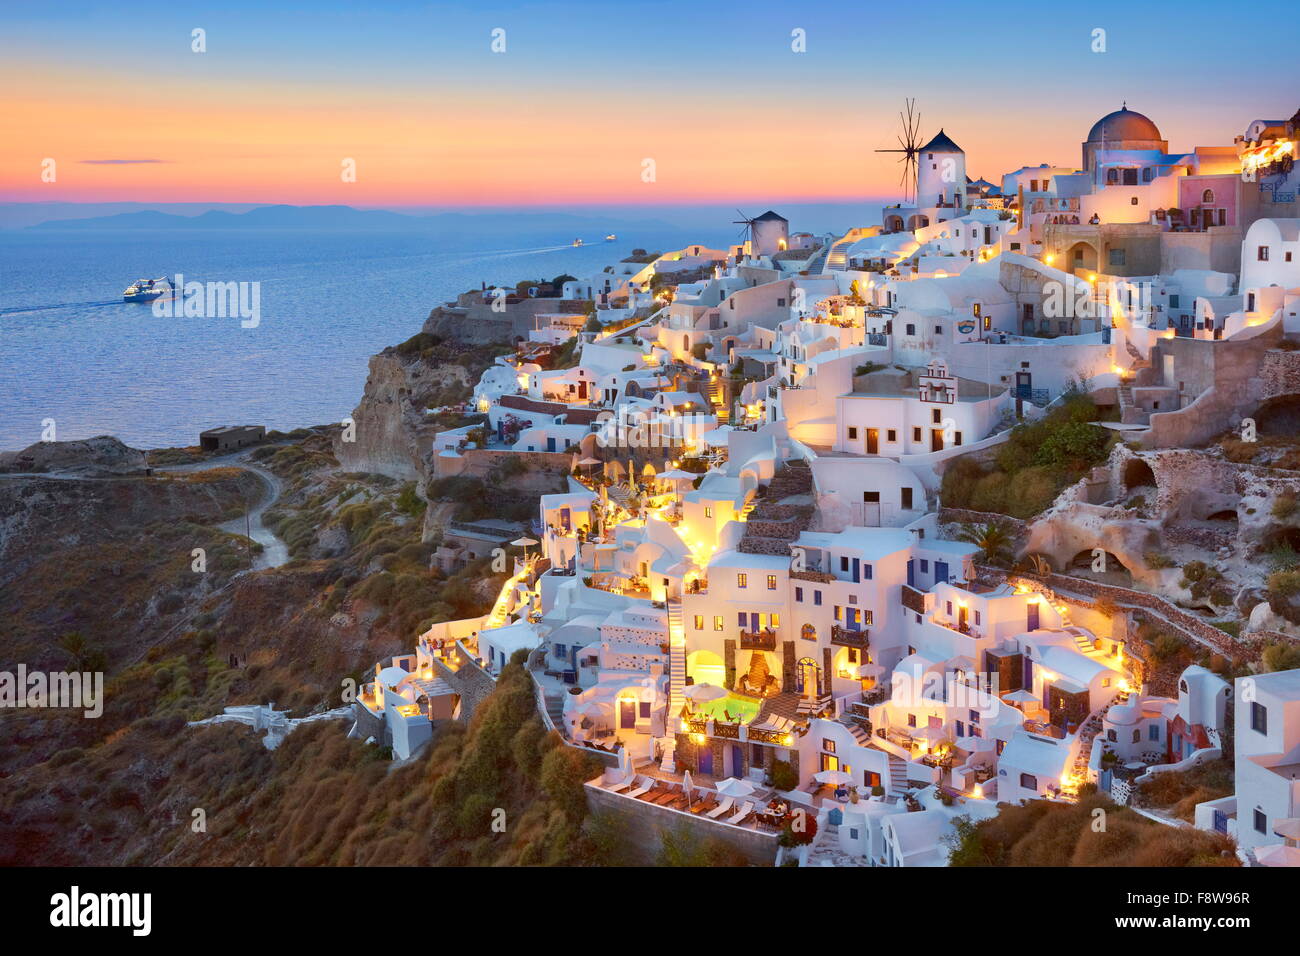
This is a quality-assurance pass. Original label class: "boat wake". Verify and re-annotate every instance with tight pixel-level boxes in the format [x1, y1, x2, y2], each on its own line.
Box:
[0, 299, 121, 317]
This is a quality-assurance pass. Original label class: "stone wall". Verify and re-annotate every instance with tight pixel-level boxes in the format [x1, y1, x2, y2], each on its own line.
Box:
[431, 642, 497, 722]
[1140, 322, 1284, 448]
[584, 782, 779, 865]
[1260, 349, 1300, 399]
[981, 567, 1248, 661]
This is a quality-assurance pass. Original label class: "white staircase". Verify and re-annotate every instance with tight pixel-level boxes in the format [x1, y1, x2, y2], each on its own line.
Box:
[887, 754, 909, 798]
[661, 599, 687, 773]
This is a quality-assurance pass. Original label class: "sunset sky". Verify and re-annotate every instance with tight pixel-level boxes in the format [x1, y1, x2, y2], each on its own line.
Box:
[3, 0, 1298, 208]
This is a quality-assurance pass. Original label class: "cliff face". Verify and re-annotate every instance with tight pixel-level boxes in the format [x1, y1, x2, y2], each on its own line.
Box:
[334, 351, 431, 481]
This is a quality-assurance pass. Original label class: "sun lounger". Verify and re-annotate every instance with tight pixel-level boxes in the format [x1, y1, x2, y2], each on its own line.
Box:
[605, 777, 635, 793]
[690, 797, 718, 815]
[705, 797, 734, 819]
[639, 786, 670, 802]
[625, 778, 652, 799]
[727, 800, 755, 825]
[652, 788, 680, 805]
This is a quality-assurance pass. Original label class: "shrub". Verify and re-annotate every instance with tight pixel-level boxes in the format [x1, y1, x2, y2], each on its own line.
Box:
[1144, 551, 1176, 569]
[1273, 495, 1298, 521]
[1263, 643, 1300, 672]
[1220, 438, 1258, 464]
[778, 808, 819, 847]
[767, 758, 798, 792]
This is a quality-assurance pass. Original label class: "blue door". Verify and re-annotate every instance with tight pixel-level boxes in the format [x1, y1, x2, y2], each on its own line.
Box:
[851, 558, 861, 583]
[1027, 602, 1040, 631]
[546, 436, 556, 452]
[730, 744, 744, 777]
[699, 746, 713, 776]
[935, 561, 949, 584]
[907, 559, 915, 587]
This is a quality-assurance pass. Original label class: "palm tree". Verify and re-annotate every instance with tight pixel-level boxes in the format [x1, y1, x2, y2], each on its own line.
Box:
[956, 521, 1015, 568]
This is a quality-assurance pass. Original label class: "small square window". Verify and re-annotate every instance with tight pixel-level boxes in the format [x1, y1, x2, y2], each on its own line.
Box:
[1255, 809, 1268, 834]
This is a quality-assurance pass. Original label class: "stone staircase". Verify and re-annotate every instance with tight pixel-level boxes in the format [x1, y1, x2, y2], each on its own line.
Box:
[543, 690, 566, 728]
[887, 754, 910, 798]
[739, 461, 815, 556]
[842, 720, 872, 746]
[1068, 690, 1130, 786]
[707, 377, 731, 423]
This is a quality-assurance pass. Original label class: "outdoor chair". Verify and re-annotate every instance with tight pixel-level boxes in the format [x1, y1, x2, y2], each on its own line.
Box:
[706, 797, 735, 819]
[625, 778, 652, 799]
[727, 801, 756, 825]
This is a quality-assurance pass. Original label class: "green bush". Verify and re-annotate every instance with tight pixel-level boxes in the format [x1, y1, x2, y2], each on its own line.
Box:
[767, 758, 798, 792]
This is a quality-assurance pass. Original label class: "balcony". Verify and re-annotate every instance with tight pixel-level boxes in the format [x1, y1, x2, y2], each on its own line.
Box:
[830, 625, 869, 649]
[791, 568, 835, 584]
[739, 629, 777, 651]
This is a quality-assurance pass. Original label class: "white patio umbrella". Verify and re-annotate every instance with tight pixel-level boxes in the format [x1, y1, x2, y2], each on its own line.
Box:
[858, 663, 886, 678]
[511, 536, 538, 560]
[716, 777, 756, 799]
[683, 682, 727, 702]
[682, 770, 694, 808]
[814, 769, 852, 786]
[1273, 818, 1300, 843]
[1256, 844, 1300, 867]
[1003, 689, 1040, 706]
[911, 725, 947, 741]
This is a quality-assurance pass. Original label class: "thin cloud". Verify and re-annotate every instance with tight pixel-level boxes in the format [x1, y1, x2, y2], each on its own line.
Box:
[78, 159, 169, 165]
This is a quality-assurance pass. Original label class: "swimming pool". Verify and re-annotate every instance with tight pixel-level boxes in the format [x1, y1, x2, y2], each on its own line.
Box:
[692, 692, 762, 725]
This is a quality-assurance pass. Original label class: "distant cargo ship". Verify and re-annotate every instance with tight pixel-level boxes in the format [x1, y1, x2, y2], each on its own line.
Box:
[122, 277, 175, 302]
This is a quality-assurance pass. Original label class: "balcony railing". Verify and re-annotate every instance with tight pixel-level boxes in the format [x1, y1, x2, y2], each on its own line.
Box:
[739, 629, 777, 651]
[830, 625, 869, 649]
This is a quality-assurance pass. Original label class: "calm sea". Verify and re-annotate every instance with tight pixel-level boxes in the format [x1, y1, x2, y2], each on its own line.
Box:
[0, 228, 718, 450]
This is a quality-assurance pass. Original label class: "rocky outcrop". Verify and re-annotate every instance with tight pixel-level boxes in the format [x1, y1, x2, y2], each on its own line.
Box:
[0, 435, 147, 476]
[335, 352, 430, 481]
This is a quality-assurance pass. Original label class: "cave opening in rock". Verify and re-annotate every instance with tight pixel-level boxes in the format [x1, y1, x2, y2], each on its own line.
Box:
[1069, 549, 1134, 586]
[1122, 458, 1156, 492]
[1262, 526, 1300, 553]
[1253, 395, 1300, 437]
[1206, 510, 1238, 522]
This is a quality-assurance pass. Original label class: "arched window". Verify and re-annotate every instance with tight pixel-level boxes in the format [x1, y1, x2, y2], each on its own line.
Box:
[1106, 168, 1119, 184]
[1202, 189, 1214, 204]
[801, 623, 817, 641]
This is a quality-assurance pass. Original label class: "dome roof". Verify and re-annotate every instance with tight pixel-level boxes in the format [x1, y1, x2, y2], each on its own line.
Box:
[1087, 106, 1162, 144]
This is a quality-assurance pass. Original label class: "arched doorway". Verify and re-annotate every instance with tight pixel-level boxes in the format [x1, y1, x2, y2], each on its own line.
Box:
[795, 657, 820, 699]
[885, 215, 905, 233]
[1064, 241, 1098, 276]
